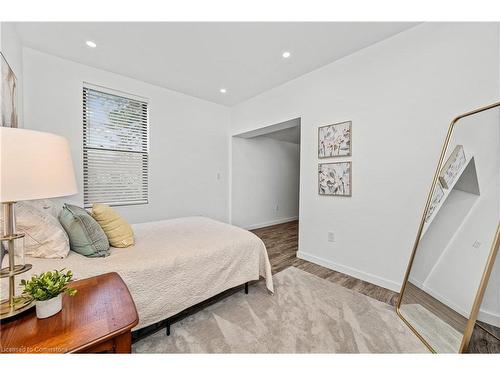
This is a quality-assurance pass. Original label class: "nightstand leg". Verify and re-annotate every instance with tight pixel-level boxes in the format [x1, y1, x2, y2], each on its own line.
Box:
[244, 282, 249, 294]
[114, 331, 132, 353]
[166, 320, 171, 336]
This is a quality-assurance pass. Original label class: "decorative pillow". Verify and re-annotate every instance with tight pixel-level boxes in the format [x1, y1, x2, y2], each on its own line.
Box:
[91, 203, 135, 248]
[59, 204, 110, 257]
[0, 201, 70, 259]
[26, 199, 62, 219]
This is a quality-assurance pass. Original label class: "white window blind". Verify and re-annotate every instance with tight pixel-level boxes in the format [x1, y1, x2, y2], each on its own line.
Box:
[83, 85, 149, 208]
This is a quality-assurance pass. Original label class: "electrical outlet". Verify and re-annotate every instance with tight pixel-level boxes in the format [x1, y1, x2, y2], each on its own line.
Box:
[275, 204, 279, 212]
[328, 231, 335, 242]
[216, 172, 221, 180]
[473, 240, 481, 249]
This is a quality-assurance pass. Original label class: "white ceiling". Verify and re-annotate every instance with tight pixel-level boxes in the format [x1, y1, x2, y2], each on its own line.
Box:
[261, 126, 301, 144]
[14, 22, 418, 106]
[234, 117, 300, 143]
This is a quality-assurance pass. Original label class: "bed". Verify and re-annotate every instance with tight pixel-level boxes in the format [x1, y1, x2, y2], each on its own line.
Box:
[5, 216, 274, 331]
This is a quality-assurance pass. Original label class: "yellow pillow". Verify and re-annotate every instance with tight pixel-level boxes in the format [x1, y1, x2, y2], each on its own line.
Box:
[91, 203, 135, 248]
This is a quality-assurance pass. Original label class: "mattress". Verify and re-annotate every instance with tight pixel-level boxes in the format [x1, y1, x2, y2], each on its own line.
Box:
[2, 217, 274, 330]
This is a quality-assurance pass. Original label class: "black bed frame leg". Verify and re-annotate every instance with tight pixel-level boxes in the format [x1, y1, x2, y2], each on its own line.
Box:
[244, 282, 249, 294]
[166, 320, 171, 336]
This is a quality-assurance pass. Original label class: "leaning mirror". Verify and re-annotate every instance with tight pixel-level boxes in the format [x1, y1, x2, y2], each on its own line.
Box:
[397, 102, 500, 353]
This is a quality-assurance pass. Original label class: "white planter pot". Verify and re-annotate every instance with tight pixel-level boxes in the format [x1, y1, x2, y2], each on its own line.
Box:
[35, 294, 62, 319]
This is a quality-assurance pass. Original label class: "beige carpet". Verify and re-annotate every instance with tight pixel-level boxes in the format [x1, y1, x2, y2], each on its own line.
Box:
[133, 267, 428, 353]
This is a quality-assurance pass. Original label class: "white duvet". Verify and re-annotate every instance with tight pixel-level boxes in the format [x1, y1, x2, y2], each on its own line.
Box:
[3, 217, 274, 330]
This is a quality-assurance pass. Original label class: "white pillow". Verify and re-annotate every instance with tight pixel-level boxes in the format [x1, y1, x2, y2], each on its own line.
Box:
[26, 199, 62, 218]
[0, 201, 70, 259]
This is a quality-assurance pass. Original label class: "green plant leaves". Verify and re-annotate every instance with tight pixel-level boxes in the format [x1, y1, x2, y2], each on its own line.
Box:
[20, 269, 78, 301]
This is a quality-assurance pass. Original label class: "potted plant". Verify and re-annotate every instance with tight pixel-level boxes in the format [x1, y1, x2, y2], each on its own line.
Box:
[20, 269, 77, 319]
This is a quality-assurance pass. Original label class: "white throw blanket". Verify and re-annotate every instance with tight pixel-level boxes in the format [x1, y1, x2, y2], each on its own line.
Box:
[3, 217, 274, 330]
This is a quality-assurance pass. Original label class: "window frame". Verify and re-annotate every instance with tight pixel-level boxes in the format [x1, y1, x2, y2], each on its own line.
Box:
[82, 83, 150, 208]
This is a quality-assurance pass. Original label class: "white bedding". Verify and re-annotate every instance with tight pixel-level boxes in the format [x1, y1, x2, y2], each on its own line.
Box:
[3, 217, 274, 330]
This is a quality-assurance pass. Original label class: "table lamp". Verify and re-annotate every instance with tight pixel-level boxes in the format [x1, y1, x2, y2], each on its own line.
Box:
[0, 127, 77, 319]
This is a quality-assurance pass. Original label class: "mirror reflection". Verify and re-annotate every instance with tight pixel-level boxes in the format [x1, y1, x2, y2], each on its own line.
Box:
[398, 106, 500, 353]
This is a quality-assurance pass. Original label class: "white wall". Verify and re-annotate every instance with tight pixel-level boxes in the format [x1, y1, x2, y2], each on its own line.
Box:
[0, 22, 23, 127]
[232, 135, 300, 229]
[230, 23, 500, 291]
[22, 48, 230, 224]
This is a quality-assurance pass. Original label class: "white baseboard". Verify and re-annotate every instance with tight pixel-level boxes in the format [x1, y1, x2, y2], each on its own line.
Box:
[244, 216, 299, 230]
[477, 308, 500, 327]
[297, 251, 401, 292]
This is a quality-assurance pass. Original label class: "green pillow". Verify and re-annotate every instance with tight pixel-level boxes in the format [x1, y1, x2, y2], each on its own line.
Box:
[59, 204, 110, 257]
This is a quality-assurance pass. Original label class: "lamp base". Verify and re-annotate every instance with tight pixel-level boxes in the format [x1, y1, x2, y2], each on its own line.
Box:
[0, 295, 34, 319]
[0, 263, 32, 278]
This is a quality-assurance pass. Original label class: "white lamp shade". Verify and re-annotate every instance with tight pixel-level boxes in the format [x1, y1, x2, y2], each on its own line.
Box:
[0, 127, 77, 202]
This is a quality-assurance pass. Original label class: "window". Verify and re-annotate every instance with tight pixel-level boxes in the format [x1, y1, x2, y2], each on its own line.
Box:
[83, 85, 149, 208]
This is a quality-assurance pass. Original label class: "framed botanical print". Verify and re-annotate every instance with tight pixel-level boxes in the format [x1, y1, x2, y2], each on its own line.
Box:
[424, 182, 445, 223]
[0, 52, 18, 128]
[439, 145, 466, 189]
[318, 121, 351, 158]
[318, 162, 351, 196]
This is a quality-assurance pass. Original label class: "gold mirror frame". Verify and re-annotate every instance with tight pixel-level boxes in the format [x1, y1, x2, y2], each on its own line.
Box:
[396, 101, 500, 353]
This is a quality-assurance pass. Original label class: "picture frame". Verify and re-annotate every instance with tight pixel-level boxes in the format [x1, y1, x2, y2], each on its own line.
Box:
[0, 52, 18, 128]
[318, 162, 352, 197]
[439, 145, 466, 189]
[318, 121, 351, 158]
[425, 182, 445, 222]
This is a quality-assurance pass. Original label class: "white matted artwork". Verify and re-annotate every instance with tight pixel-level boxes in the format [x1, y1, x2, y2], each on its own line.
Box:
[318, 162, 351, 196]
[425, 182, 445, 222]
[318, 121, 351, 158]
[439, 145, 466, 189]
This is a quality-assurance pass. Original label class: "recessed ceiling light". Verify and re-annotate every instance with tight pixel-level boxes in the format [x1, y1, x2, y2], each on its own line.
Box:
[86, 40, 97, 48]
[282, 51, 291, 58]
[219, 88, 227, 94]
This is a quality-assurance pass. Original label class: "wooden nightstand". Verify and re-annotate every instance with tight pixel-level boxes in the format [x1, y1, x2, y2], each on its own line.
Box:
[0, 272, 138, 353]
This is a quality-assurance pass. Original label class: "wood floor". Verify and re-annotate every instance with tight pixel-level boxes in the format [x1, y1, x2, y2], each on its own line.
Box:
[252, 220, 398, 306]
[401, 282, 467, 334]
[251, 220, 500, 353]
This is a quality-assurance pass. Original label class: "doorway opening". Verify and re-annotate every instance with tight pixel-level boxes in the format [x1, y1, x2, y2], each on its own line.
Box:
[231, 118, 301, 230]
